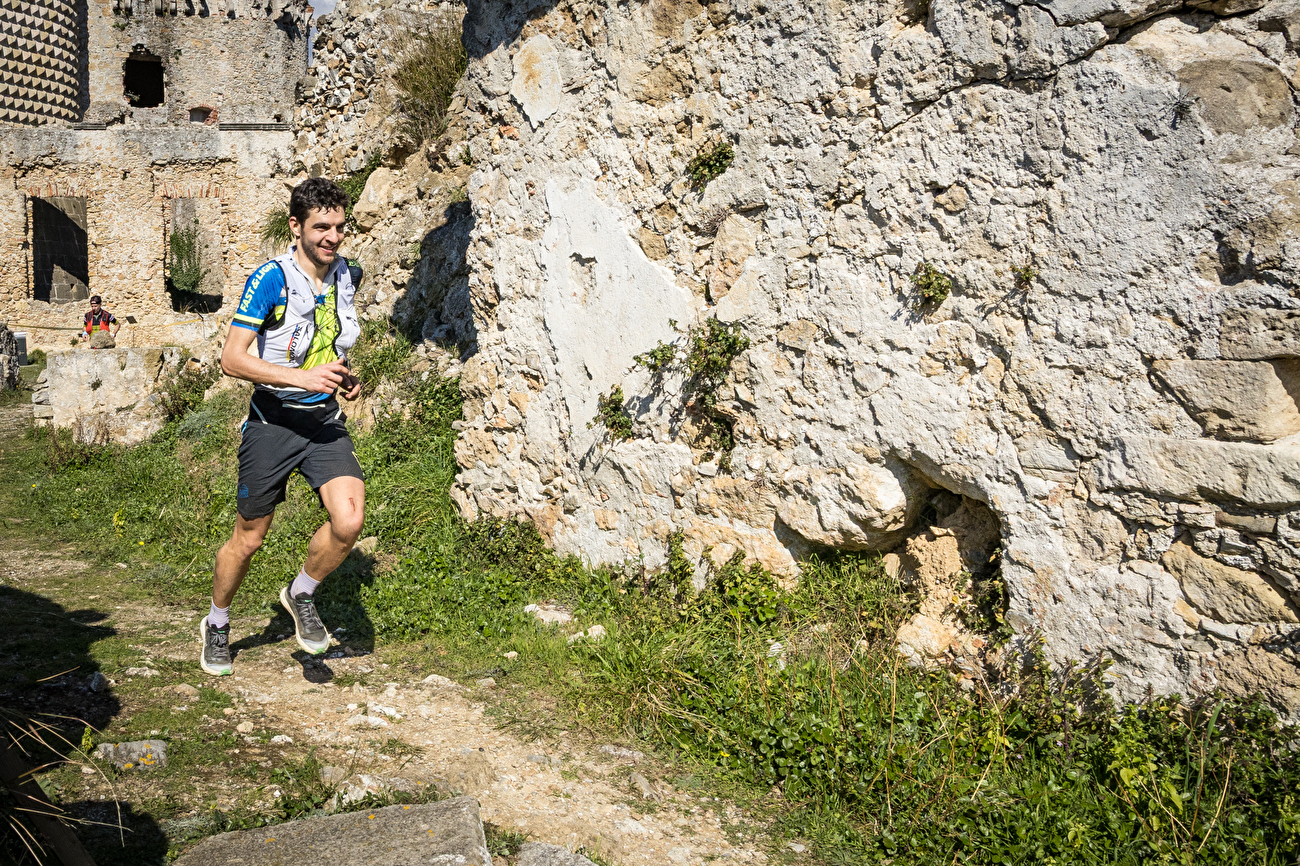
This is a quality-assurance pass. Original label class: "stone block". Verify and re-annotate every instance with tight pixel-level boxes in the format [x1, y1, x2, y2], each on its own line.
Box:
[1099, 437, 1300, 508]
[1151, 359, 1300, 442]
[1219, 308, 1300, 360]
[43, 347, 184, 445]
[94, 740, 167, 770]
[1162, 539, 1298, 623]
[173, 797, 491, 866]
[510, 35, 562, 129]
[351, 167, 395, 232]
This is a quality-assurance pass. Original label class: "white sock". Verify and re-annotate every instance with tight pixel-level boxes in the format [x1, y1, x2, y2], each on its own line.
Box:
[290, 569, 320, 598]
[208, 601, 229, 630]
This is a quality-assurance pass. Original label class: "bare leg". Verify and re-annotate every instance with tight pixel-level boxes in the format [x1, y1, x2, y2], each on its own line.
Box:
[300, 476, 366, 581]
[214, 513, 275, 608]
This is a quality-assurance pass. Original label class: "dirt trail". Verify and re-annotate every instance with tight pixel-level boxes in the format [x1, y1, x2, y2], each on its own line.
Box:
[0, 402, 769, 865]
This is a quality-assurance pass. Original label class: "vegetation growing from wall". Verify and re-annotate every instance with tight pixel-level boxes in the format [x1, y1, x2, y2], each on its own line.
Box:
[633, 318, 750, 467]
[260, 208, 293, 252]
[165, 219, 217, 312]
[10, 331, 1300, 866]
[392, 24, 468, 142]
[910, 261, 952, 307]
[590, 385, 634, 441]
[686, 141, 735, 189]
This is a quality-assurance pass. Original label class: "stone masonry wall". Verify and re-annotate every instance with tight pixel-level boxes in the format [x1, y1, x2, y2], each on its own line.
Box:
[0, 126, 294, 349]
[449, 0, 1300, 712]
[84, 0, 308, 125]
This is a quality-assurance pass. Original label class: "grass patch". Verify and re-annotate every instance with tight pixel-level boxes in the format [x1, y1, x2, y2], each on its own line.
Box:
[7, 326, 1300, 866]
[392, 24, 467, 142]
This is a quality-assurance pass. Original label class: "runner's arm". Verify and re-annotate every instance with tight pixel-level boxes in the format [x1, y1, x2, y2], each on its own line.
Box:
[220, 325, 349, 394]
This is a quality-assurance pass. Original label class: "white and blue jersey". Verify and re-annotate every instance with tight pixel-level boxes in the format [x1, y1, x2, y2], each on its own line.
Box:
[233, 250, 362, 406]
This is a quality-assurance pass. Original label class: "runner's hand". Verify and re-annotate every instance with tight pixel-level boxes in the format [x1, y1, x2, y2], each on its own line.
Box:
[297, 361, 350, 394]
[340, 371, 361, 401]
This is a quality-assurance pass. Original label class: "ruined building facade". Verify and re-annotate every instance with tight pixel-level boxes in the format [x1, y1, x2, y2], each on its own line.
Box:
[0, 0, 309, 347]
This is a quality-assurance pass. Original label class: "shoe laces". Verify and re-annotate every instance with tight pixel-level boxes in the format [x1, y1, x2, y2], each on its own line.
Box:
[207, 627, 230, 659]
[294, 595, 324, 633]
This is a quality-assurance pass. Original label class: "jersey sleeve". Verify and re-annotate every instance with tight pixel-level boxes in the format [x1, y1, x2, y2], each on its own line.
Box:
[232, 262, 286, 331]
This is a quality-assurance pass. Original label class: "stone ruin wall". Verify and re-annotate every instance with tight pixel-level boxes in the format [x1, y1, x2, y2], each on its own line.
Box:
[0, 0, 307, 350]
[442, 0, 1300, 713]
[290, 0, 477, 341]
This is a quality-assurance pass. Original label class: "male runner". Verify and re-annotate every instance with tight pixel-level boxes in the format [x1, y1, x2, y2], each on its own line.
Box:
[200, 177, 366, 676]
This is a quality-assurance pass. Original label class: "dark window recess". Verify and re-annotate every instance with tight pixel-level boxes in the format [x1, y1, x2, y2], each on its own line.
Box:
[31, 197, 90, 305]
[123, 52, 165, 108]
[188, 106, 212, 123]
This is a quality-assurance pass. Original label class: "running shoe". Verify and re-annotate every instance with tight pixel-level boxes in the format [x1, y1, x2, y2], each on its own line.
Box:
[280, 584, 330, 654]
[199, 616, 232, 676]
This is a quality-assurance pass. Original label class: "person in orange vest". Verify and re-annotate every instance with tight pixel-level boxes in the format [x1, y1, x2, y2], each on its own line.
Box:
[80, 296, 120, 347]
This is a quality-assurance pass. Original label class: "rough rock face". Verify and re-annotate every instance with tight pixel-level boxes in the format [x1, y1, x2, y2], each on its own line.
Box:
[0, 324, 18, 391]
[447, 0, 1300, 711]
[33, 348, 185, 445]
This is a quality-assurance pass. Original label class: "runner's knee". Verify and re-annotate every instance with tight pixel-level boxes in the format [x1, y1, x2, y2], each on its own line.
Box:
[330, 511, 364, 545]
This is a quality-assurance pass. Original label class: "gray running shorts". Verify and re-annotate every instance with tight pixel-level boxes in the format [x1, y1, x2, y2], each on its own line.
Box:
[236, 392, 364, 519]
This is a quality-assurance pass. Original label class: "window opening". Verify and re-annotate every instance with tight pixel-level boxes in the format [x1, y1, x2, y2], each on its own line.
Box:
[31, 197, 90, 305]
[123, 51, 164, 108]
[188, 105, 213, 123]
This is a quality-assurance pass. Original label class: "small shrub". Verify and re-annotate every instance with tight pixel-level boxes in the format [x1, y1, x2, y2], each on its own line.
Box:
[448, 185, 468, 204]
[1012, 263, 1037, 292]
[392, 24, 468, 142]
[591, 385, 633, 441]
[910, 261, 952, 307]
[166, 218, 207, 296]
[686, 141, 735, 190]
[260, 208, 293, 251]
[459, 146, 474, 166]
[157, 361, 220, 423]
[684, 319, 749, 410]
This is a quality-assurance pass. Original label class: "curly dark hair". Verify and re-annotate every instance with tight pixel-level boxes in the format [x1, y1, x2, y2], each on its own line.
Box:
[289, 177, 349, 224]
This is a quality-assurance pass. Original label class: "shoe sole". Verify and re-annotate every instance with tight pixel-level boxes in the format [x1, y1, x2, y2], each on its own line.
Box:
[280, 586, 330, 655]
[198, 616, 232, 676]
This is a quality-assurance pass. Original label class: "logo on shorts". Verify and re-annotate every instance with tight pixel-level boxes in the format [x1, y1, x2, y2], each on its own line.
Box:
[238, 484, 249, 498]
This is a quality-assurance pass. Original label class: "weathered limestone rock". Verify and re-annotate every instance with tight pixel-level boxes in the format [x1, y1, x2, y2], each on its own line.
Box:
[1152, 360, 1300, 442]
[1162, 539, 1298, 623]
[1219, 308, 1300, 360]
[352, 167, 397, 232]
[37, 348, 185, 445]
[94, 740, 167, 771]
[896, 614, 958, 668]
[510, 35, 563, 128]
[174, 797, 491, 866]
[446, 0, 1300, 713]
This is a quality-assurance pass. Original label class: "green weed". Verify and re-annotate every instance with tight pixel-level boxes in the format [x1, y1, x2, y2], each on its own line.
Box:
[910, 261, 952, 307]
[687, 141, 735, 190]
[1013, 263, 1037, 293]
[591, 385, 633, 441]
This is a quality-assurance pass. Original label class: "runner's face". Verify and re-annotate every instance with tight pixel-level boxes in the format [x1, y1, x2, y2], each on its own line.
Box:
[289, 207, 346, 269]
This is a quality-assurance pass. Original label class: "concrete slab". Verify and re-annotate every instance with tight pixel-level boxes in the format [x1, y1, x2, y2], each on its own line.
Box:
[174, 796, 491, 866]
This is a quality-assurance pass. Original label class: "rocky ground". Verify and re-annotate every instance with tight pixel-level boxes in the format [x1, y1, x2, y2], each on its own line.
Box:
[0, 400, 769, 865]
